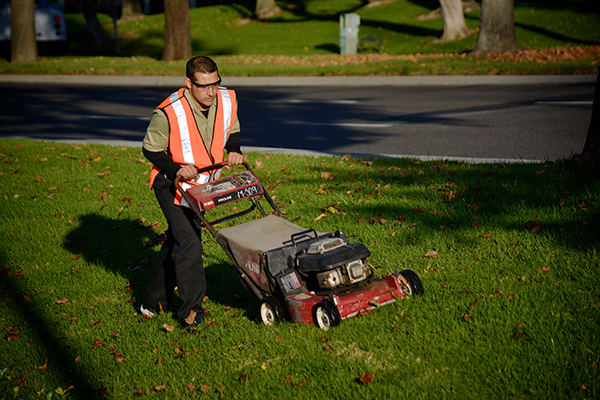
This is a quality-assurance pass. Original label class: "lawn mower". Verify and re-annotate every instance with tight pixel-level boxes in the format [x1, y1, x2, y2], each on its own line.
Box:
[176, 162, 424, 330]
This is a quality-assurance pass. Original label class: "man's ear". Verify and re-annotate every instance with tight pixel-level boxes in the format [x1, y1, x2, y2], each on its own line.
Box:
[184, 77, 192, 90]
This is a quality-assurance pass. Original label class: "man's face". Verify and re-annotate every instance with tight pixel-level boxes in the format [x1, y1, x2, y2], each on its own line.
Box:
[185, 71, 220, 111]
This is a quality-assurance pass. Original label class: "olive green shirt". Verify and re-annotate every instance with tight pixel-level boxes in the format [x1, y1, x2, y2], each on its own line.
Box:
[143, 87, 241, 153]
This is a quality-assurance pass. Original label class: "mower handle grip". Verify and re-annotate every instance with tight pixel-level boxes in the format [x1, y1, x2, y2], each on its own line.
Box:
[174, 161, 252, 188]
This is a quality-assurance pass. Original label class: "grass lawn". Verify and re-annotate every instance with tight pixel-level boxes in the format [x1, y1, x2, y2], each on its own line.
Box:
[0, 138, 599, 399]
[0, 0, 599, 75]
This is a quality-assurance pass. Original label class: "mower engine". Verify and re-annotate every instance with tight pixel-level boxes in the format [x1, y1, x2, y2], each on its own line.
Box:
[295, 235, 371, 290]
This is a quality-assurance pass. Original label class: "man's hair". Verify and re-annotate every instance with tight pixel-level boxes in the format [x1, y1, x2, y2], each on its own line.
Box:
[186, 56, 218, 80]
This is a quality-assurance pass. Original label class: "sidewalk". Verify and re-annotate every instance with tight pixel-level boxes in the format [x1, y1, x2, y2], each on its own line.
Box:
[0, 74, 596, 86]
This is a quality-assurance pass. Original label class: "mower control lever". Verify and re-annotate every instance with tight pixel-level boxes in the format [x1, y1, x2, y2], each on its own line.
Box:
[291, 229, 320, 250]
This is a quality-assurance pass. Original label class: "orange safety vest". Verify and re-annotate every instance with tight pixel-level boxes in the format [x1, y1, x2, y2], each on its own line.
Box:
[149, 87, 237, 206]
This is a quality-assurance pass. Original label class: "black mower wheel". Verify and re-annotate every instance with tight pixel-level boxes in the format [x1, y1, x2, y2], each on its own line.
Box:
[259, 296, 285, 326]
[399, 269, 424, 296]
[313, 300, 341, 331]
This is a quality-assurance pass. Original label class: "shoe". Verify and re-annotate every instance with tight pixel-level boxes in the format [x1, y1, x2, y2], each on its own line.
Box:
[181, 319, 203, 328]
[140, 303, 156, 318]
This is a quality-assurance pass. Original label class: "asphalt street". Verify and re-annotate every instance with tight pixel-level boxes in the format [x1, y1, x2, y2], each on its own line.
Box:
[0, 74, 596, 163]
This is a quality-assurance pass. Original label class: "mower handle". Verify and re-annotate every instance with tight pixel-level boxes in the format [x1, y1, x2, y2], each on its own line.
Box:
[174, 161, 251, 187]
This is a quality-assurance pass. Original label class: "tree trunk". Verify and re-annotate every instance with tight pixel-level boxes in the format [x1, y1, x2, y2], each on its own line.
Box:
[255, 0, 281, 20]
[80, 0, 111, 48]
[119, 0, 145, 22]
[162, 0, 192, 61]
[573, 68, 600, 169]
[10, 0, 37, 62]
[472, 0, 520, 54]
[433, 0, 475, 43]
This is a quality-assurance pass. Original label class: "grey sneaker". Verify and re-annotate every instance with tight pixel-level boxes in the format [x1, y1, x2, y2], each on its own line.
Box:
[140, 303, 155, 318]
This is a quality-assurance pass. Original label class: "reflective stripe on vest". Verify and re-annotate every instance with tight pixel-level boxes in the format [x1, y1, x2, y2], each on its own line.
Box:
[148, 87, 237, 207]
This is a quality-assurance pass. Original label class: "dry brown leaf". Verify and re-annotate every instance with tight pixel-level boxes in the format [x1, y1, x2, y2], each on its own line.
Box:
[425, 251, 438, 258]
[163, 324, 175, 332]
[360, 372, 375, 385]
[5, 333, 20, 340]
[38, 360, 48, 370]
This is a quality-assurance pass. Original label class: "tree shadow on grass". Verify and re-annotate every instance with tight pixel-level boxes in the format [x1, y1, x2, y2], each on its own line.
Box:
[0, 252, 108, 399]
[259, 158, 600, 256]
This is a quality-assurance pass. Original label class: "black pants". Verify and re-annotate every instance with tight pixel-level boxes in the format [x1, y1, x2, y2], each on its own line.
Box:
[142, 173, 206, 321]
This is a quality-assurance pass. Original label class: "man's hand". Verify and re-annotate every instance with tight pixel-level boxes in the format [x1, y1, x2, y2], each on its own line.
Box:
[176, 164, 198, 180]
[225, 152, 246, 167]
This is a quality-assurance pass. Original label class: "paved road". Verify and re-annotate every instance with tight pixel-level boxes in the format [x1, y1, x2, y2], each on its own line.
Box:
[0, 75, 595, 162]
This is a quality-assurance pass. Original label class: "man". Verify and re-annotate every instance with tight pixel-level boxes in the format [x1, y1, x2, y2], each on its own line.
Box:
[140, 56, 245, 327]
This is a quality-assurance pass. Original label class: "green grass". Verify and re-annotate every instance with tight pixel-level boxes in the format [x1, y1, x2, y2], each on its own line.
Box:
[1, 138, 599, 399]
[0, 0, 599, 75]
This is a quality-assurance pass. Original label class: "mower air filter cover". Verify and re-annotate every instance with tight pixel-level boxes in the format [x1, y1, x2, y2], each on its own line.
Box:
[296, 243, 370, 272]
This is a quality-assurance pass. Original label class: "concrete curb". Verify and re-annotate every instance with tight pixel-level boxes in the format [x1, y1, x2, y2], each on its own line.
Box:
[0, 74, 596, 87]
[5, 138, 543, 164]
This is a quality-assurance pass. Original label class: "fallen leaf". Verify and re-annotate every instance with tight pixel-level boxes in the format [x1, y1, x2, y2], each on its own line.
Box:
[186, 383, 194, 391]
[163, 324, 175, 332]
[154, 385, 166, 391]
[71, 253, 83, 262]
[56, 297, 68, 304]
[538, 267, 550, 274]
[38, 360, 48, 370]
[321, 171, 333, 180]
[91, 339, 103, 349]
[5, 333, 21, 341]
[280, 375, 293, 386]
[200, 384, 210, 393]
[184, 310, 197, 325]
[313, 213, 327, 222]
[424, 251, 438, 258]
[360, 372, 375, 385]
[446, 190, 457, 201]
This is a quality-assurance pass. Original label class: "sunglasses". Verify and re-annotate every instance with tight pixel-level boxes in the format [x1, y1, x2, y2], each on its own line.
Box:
[190, 77, 222, 90]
